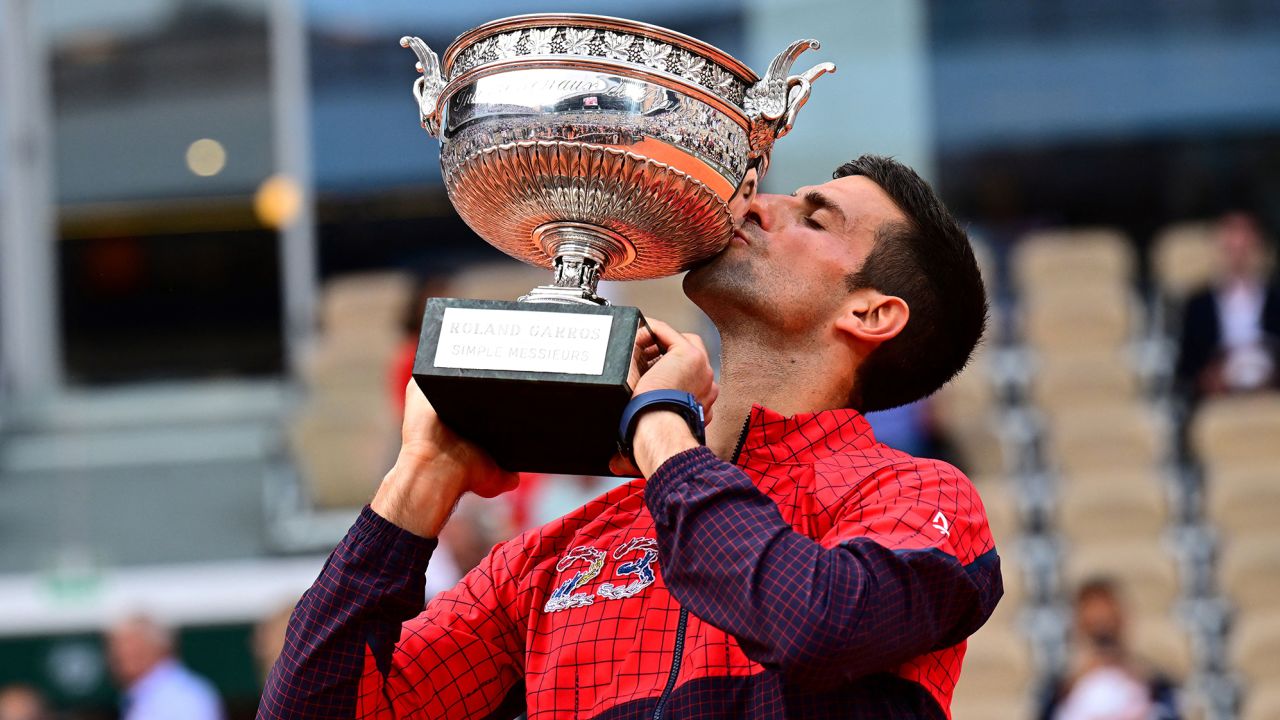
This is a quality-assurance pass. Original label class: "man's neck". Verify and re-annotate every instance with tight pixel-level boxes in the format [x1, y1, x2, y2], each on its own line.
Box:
[706, 329, 857, 458]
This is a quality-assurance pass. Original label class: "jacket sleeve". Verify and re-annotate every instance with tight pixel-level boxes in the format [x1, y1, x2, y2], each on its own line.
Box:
[258, 506, 525, 720]
[1175, 290, 1218, 391]
[644, 446, 1003, 689]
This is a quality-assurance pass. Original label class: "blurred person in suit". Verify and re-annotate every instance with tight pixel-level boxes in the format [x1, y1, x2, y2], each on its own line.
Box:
[1039, 578, 1179, 720]
[106, 614, 224, 720]
[1175, 211, 1280, 402]
[0, 685, 51, 720]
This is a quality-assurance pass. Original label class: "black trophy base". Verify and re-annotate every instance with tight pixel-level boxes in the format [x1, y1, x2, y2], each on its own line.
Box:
[413, 297, 645, 476]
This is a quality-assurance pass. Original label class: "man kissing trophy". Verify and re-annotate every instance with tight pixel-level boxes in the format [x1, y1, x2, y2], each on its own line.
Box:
[400, 14, 833, 475]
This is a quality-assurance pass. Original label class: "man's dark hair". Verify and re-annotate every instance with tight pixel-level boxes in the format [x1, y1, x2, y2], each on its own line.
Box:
[835, 155, 987, 412]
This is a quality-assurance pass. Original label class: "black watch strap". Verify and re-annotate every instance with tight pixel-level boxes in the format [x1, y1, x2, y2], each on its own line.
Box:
[617, 390, 706, 462]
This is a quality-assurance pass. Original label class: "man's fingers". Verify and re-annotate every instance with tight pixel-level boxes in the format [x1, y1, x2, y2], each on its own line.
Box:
[644, 319, 688, 351]
[683, 332, 708, 356]
[634, 324, 656, 351]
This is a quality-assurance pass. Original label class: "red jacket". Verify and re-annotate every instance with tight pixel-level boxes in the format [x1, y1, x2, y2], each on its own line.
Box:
[262, 405, 1002, 719]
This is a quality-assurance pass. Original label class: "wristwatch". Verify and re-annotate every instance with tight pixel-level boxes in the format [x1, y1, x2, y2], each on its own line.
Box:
[617, 390, 706, 462]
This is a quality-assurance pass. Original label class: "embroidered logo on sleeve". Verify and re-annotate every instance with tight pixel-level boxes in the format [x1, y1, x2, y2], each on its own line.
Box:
[931, 511, 950, 537]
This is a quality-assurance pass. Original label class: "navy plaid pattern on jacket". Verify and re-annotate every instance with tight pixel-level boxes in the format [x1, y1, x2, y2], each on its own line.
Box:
[260, 405, 1003, 719]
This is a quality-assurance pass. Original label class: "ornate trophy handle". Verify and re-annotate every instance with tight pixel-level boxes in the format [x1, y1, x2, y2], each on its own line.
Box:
[744, 39, 836, 161]
[400, 36, 446, 137]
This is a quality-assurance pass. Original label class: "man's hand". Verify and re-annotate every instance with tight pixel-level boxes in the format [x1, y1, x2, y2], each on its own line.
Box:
[371, 381, 519, 538]
[612, 319, 719, 478]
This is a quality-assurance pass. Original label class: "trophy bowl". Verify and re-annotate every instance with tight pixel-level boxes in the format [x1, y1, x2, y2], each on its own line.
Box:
[403, 13, 835, 303]
[402, 14, 834, 474]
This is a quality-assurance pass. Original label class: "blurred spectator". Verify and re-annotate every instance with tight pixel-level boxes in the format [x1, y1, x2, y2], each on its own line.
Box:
[252, 603, 296, 685]
[1039, 578, 1179, 720]
[0, 685, 51, 720]
[1175, 212, 1280, 402]
[106, 615, 224, 720]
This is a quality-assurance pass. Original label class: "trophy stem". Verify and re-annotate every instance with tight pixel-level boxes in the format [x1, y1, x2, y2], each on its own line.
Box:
[520, 222, 637, 306]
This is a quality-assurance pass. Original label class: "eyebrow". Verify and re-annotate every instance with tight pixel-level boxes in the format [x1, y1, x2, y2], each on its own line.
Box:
[802, 190, 847, 229]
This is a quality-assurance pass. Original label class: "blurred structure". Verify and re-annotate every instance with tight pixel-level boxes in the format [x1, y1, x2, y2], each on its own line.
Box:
[2, 1, 1280, 718]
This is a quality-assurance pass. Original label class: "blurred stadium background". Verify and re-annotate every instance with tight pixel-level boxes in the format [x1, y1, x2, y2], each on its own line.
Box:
[2, 0, 1279, 718]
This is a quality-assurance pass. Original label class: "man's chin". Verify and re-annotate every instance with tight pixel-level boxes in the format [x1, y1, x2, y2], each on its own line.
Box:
[683, 250, 753, 307]
[682, 250, 726, 295]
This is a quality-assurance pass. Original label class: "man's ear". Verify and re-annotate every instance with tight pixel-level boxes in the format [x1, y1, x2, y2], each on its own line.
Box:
[834, 289, 909, 347]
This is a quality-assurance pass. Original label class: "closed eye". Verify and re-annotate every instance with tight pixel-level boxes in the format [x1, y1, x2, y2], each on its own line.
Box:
[804, 215, 825, 231]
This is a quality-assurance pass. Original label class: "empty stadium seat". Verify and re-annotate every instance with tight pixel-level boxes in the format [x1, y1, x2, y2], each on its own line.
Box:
[1205, 462, 1280, 539]
[1191, 393, 1280, 470]
[1057, 469, 1168, 543]
[1012, 228, 1136, 293]
[1130, 615, 1195, 681]
[289, 395, 398, 509]
[1229, 612, 1280, 688]
[1241, 684, 1280, 720]
[1043, 402, 1163, 475]
[1219, 535, 1280, 616]
[935, 351, 996, 418]
[290, 271, 420, 510]
[1021, 294, 1136, 353]
[950, 618, 1035, 720]
[1030, 349, 1142, 410]
[930, 353, 1010, 479]
[981, 483, 1021, 548]
[1151, 221, 1218, 303]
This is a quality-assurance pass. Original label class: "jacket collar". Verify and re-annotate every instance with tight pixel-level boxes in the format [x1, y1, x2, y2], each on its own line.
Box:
[735, 404, 878, 464]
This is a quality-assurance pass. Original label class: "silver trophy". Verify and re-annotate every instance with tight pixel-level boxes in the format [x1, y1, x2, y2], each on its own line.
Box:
[403, 14, 834, 474]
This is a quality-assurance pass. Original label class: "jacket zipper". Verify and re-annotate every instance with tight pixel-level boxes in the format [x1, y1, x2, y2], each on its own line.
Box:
[651, 412, 753, 720]
[651, 608, 688, 720]
[729, 413, 751, 465]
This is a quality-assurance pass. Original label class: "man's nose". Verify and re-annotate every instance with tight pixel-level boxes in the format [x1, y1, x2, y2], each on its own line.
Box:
[744, 193, 790, 232]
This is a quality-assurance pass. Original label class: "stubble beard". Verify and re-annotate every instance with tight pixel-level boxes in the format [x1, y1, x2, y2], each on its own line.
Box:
[683, 248, 768, 335]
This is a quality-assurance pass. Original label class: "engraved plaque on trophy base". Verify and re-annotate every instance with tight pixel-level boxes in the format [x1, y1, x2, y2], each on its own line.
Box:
[413, 297, 646, 476]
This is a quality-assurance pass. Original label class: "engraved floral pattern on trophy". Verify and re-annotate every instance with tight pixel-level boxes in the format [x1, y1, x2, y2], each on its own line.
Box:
[451, 25, 750, 107]
[562, 27, 594, 56]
